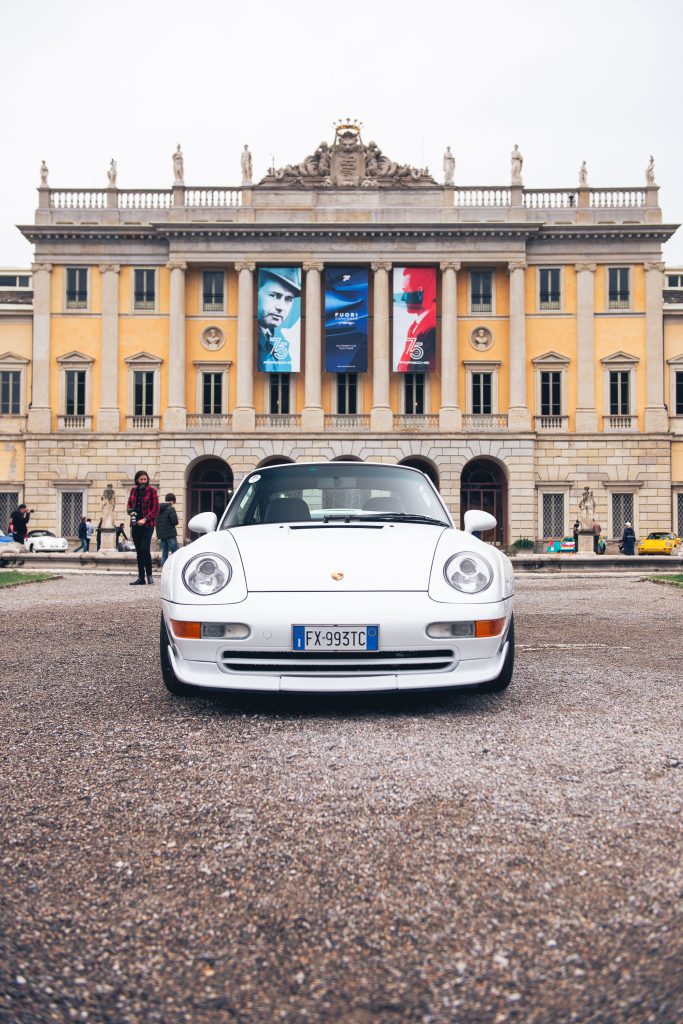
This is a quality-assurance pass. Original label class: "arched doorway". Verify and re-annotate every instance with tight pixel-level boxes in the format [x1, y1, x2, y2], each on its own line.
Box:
[187, 458, 234, 532]
[257, 456, 294, 468]
[399, 456, 440, 491]
[460, 459, 507, 545]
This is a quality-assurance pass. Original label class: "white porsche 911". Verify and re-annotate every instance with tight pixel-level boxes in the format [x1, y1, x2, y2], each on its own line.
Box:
[159, 462, 515, 697]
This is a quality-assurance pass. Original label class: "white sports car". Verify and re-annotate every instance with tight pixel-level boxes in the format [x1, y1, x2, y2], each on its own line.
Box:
[24, 529, 68, 553]
[159, 462, 515, 697]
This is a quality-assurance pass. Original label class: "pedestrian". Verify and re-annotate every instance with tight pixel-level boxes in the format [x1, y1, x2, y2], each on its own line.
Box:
[85, 518, 94, 552]
[10, 503, 33, 545]
[155, 493, 179, 565]
[621, 520, 636, 556]
[592, 519, 602, 554]
[74, 516, 88, 552]
[126, 469, 159, 585]
[96, 518, 102, 552]
[572, 519, 580, 553]
[115, 522, 128, 550]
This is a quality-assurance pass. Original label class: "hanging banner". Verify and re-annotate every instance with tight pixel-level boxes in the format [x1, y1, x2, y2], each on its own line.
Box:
[257, 267, 302, 372]
[324, 268, 369, 373]
[392, 266, 437, 372]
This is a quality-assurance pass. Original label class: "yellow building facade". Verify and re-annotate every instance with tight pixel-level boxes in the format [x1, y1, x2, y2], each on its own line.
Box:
[1, 126, 682, 546]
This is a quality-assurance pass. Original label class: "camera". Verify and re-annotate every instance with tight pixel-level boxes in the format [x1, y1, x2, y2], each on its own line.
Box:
[129, 511, 138, 527]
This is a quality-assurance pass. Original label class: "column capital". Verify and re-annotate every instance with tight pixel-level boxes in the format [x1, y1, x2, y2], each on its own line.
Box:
[644, 261, 665, 273]
[302, 261, 324, 273]
[234, 261, 256, 273]
[575, 262, 597, 274]
[440, 261, 461, 272]
[371, 261, 392, 273]
[31, 262, 52, 274]
[507, 260, 527, 272]
[99, 263, 121, 275]
[166, 260, 187, 272]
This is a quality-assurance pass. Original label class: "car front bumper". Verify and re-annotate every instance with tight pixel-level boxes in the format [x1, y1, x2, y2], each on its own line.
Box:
[161, 592, 513, 693]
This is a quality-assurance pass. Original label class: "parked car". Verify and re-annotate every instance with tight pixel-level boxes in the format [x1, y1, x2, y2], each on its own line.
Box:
[637, 531, 682, 556]
[24, 529, 68, 553]
[159, 462, 515, 698]
[547, 536, 576, 553]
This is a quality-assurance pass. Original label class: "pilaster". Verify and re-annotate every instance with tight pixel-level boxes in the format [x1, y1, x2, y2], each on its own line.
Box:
[644, 260, 669, 431]
[27, 262, 53, 433]
[301, 262, 324, 432]
[574, 263, 599, 432]
[507, 260, 531, 430]
[98, 264, 121, 432]
[164, 260, 187, 431]
[370, 262, 393, 432]
[439, 261, 462, 431]
[232, 262, 256, 432]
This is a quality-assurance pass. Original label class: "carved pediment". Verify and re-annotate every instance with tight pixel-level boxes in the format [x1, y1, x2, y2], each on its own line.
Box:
[600, 350, 640, 365]
[666, 352, 683, 365]
[124, 351, 163, 365]
[532, 350, 571, 365]
[259, 120, 436, 190]
[56, 350, 94, 365]
[0, 351, 29, 365]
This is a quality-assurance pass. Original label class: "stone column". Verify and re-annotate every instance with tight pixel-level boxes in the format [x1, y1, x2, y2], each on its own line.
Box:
[232, 262, 256, 432]
[302, 261, 324, 432]
[574, 263, 598, 432]
[507, 260, 531, 430]
[439, 261, 462, 431]
[98, 264, 121, 432]
[27, 262, 52, 432]
[644, 261, 669, 431]
[370, 262, 393, 431]
[164, 260, 187, 431]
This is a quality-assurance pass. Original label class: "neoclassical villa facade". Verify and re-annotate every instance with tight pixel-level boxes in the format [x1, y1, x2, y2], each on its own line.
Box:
[1, 124, 682, 544]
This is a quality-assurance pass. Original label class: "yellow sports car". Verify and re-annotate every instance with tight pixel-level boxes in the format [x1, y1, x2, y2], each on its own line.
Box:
[637, 531, 682, 555]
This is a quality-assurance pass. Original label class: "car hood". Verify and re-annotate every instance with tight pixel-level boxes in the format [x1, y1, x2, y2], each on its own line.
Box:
[230, 522, 447, 592]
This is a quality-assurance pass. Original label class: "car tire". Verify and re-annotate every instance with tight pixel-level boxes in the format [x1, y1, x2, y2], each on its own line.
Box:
[479, 616, 515, 694]
[160, 615, 197, 698]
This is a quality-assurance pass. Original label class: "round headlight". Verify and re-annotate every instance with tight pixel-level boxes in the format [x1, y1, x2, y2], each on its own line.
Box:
[182, 553, 232, 596]
[444, 551, 493, 594]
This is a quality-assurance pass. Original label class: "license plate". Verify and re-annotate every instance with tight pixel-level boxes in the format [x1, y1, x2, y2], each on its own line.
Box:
[292, 625, 379, 652]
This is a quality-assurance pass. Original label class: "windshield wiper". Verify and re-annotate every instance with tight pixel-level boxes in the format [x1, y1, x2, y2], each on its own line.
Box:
[349, 512, 449, 527]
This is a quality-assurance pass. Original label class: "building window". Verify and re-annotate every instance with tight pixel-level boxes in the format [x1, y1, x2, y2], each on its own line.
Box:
[541, 371, 562, 416]
[133, 269, 156, 311]
[677, 493, 683, 536]
[0, 492, 19, 531]
[472, 372, 492, 415]
[612, 492, 634, 539]
[539, 268, 561, 310]
[337, 373, 358, 414]
[608, 268, 630, 310]
[470, 270, 493, 313]
[609, 371, 630, 415]
[202, 372, 223, 415]
[61, 492, 84, 537]
[134, 371, 154, 417]
[667, 274, 683, 288]
[0, 371, 20, 415]
[65, 370, 86, 416]
[66, 267, 88, 309]
[542, 493, 565, 538]
[676, 371, 683, 416]
[270, 375, 290, 414]
[404, 373, 425, 414]
[202, 271, 225, 312]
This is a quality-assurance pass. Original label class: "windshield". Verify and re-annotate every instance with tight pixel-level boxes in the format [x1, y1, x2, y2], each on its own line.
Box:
[222, 463, 450, 528]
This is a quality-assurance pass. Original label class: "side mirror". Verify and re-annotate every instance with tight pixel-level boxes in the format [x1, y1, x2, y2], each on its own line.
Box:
[188, 511, 218, 535]
[464, 509, 497, 534]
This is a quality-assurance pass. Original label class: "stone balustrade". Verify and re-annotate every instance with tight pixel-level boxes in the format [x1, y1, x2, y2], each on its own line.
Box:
[393, 414, 439, 431]
[187, 414, 231, 430]
[324, 415, 371, 431]
[255, 414, 303, 430]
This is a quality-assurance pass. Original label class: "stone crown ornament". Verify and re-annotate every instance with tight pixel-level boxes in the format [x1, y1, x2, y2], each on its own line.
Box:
[260, 121, 436, 189]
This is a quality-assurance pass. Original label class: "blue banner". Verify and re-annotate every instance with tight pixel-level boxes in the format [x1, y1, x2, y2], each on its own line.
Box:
[324, 268, 369, 373]
[257, 267, 302, 373]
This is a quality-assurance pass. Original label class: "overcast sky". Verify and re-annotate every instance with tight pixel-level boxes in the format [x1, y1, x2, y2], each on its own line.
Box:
[2, 0, 682, 267]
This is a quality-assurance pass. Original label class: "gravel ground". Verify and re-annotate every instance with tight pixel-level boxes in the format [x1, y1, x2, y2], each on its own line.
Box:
[1, 572, 682, 1024]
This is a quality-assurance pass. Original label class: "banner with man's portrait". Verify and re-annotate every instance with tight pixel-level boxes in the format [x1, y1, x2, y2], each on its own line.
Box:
[392, 266, 437, 372]
[257, 267, 302, 372]
[324, 268, 369, 373]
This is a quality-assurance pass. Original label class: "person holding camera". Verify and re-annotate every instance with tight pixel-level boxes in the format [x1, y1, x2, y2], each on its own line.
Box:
[10, 503, 33, 545]
[126, 470, 159, 585]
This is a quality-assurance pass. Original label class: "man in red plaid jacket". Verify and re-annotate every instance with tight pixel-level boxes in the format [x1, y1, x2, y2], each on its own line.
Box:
[126, 470, 160, 585]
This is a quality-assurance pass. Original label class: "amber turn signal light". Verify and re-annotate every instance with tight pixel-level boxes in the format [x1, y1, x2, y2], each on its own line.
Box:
[170, 620, 201, 639]
[475, 617, 506, 638]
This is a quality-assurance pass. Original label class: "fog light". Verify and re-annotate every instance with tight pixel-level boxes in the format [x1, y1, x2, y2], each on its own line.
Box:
[427, 622, 475, 638]
[201, 623, 250, 640]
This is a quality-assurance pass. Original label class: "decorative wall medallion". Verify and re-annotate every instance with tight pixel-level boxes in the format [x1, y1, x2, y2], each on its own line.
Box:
[202, 326, 225, 351]
[470, 326, 493, 351]
[331, 571, 344, 581]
